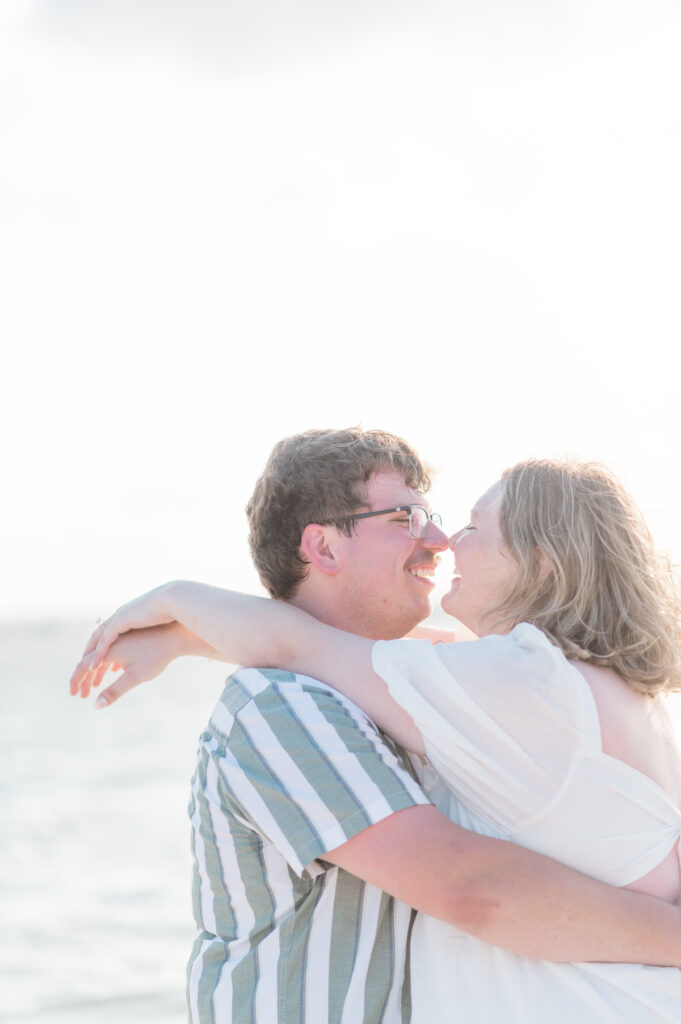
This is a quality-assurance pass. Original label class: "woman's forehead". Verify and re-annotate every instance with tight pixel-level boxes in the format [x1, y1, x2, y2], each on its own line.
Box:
[472, 481, 502, 516]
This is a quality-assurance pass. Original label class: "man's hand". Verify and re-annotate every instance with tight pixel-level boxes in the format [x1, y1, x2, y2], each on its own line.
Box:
[69, 621, 213, 708]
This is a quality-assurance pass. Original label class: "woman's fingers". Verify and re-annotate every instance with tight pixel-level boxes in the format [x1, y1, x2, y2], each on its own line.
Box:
[81, 623, 106, 659]
[70, 655, 94, 696]
[75, 616, 129, 680]
[79, 665, 94, 700]
[89, 661, 110, 693]
[70, 650, 114, 696]
[89, 615, 129, 667]
[70, 652, 136, 707]
[94, 666, 143, 710]
[76, 587, 176, 683]
[71, 597, 179, 705]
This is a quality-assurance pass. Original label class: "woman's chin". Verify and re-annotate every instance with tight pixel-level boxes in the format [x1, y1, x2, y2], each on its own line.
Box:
[441, 589, 479, 634]
[441, 587, 464, 620]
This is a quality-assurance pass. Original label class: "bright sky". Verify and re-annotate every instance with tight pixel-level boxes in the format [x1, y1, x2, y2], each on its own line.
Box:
[3, 0, 680, 620]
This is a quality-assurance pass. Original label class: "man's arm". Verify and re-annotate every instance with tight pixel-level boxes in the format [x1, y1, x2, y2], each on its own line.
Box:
[325, 804, 681, 966]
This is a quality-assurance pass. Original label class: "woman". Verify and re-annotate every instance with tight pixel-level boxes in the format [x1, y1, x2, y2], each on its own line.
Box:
[74, 459, 681, 1021]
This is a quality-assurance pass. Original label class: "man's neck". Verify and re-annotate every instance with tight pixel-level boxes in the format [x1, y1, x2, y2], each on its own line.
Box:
[288, 589, 388, 640]
[288, 590, 361, 635]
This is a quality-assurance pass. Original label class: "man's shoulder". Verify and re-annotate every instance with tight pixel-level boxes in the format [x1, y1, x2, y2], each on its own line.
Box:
[222, 665, 337, 710]
[205, 666, 363, 746]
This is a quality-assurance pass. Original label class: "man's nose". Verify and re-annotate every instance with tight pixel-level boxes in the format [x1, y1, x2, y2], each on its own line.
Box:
[421, 521, 449, 551]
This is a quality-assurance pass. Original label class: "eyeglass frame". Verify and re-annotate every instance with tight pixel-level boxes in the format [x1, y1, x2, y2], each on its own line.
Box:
[342, 505, 443, 540]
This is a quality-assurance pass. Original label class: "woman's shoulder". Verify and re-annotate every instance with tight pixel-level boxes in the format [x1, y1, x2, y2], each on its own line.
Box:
[426, 623, 590, 720]
[434, 621, 569, 672]
[376, 623, 580, 703]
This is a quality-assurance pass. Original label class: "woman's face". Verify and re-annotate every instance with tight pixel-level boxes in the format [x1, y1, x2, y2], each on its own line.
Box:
[441, 482, 518, 636]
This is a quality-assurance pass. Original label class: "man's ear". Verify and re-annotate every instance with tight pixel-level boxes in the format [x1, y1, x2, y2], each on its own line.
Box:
[300, 524, 342, 577]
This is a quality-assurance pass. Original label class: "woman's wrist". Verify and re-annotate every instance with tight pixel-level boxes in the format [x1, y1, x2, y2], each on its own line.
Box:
[161, 582, 232, 660]
[166, 620, 214, 659]
[159, 580, 187, 623]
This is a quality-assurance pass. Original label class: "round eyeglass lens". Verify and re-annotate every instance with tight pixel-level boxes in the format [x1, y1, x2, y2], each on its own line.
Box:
[411, 508, 443, 538]
[410, 507, 428, 538]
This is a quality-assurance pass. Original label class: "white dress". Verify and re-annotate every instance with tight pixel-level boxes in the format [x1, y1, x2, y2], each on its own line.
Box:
[372, 624, 681, 1023]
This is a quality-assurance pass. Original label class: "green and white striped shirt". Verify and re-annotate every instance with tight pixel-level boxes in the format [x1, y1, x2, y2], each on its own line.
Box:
[187, 667, 430, 1024]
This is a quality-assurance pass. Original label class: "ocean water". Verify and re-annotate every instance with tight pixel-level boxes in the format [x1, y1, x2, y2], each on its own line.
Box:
[3, 622, 681, 1024]
[1, 621, 225, 1024]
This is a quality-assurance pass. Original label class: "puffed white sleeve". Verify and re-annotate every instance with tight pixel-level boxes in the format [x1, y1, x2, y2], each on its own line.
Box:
[372, 624, 594, 834]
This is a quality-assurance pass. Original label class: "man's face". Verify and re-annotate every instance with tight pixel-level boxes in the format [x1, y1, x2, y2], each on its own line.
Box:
[331, 471, 449, 639]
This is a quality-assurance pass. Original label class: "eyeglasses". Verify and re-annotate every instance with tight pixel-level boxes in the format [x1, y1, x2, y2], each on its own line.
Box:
[344, 505, 443, 540]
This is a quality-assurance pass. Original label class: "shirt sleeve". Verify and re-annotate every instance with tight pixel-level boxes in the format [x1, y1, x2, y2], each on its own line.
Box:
[212, 670, 430, 876]
[372, 625, 594, 834]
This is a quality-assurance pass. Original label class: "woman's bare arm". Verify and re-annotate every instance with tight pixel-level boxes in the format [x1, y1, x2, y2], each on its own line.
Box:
[71, 581, 424, 752]
[70, 583, 681, 966]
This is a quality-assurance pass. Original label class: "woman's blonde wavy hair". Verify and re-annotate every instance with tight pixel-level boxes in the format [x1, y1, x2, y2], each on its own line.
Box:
[489, 459, 681, 696]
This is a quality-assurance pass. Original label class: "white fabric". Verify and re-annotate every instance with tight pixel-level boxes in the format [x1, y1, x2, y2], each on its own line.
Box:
[372, 623, 681, 1023]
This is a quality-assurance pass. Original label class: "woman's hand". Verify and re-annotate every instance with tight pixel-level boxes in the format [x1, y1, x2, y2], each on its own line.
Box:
[70, 621, 215, 707]
[76, 582, 180, 678]
[71, 580, 272, 705]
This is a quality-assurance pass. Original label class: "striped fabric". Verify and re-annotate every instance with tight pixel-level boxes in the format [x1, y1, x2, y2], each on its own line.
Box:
[186, 667, 430, 1024]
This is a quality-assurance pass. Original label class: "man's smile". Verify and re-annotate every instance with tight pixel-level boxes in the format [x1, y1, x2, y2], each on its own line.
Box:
[407, 559, 439, 586]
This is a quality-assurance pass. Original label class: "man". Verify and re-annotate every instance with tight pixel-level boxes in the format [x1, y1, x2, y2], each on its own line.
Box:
[78, 428, 681, 1023]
